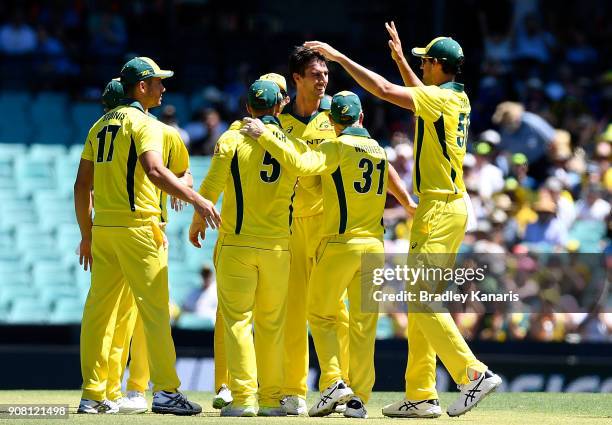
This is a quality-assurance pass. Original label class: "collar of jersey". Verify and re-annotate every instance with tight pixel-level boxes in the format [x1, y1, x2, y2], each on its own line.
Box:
[125, 100, 146, 113]
[439, 81, 464, 92]
[260, 115, 282, 128]
[285, 96, 330, 124]
[340, 127, 370, 138]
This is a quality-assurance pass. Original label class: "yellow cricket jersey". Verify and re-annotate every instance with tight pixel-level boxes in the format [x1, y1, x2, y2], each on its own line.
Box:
[157, 122, 190, 222]
[198, 115, 307, 238]
[257, 126, 388, 239]
[408, 82, 470, 196]
[279, 104, 336, 217]
[81, 101, 165, 226]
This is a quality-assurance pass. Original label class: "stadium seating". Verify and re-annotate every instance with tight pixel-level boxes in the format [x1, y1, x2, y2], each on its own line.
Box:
[0, 143, 217, 327]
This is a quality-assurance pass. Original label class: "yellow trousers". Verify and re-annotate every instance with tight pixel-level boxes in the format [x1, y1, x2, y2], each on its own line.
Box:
[214, 307, 230, 391]
[105, 283, 151, 400]
[284, 214, 350, 397]
[215, 233, 290, 407]
[406, 194, 487, 400]
[81, 222, 180, 401]
[308, 236, 383, 404]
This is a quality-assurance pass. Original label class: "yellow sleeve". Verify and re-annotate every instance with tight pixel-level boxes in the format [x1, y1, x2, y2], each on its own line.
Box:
[198, 130, 237, 203]
[228, 120, 242, 131]
[168, 130, 190, 175]
[81, 134, 94, 161]
[132, 118, 164, 156]
[257, 128, 340, 176]
[408, 85, 446, 121]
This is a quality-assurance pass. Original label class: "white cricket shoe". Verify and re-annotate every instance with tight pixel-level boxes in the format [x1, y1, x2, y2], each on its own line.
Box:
[220, 403, 257, 417]
[308, 380, 354, 417]
[258, 405, 287, 416]
[334, 403, 347, 414]
[344, 396, 367, 418]
[115, 391, 147, 414]
[77, 399, 118, 414]
[151, 391, 202, 415]
[212, 384, 233, 409]
[447, 370, 502, 417]
[382, 398, 442, 418]
[280, 395, 307, 416]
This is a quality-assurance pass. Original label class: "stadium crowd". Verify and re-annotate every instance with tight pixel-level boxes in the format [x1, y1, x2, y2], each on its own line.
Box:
[0, 0, 609, 342]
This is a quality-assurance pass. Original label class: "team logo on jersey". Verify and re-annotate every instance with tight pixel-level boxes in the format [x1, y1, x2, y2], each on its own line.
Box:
[256, 89, 264, 97]
[214, 143, 220, 155]
[411, 241, 418, 250]
[285, 126, 293, 134]
[317, 121, 332, 130]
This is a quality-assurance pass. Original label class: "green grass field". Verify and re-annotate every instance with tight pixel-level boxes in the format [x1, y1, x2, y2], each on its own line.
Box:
[0, 391, 610, 424]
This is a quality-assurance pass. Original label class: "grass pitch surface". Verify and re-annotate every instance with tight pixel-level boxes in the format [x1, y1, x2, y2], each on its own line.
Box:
[0, 391, 610, 424]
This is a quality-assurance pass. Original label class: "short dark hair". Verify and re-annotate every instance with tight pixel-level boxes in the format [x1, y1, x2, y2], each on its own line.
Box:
[441, 57, 463, 75]
[289, 46, 327, 86]
[123, 78, 151, 98]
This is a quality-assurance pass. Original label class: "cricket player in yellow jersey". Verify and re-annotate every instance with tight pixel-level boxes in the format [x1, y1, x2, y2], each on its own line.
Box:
[305, 27, 502, 418]
[278, 47, 350, 416]
[188, 80, 306, 417]
[208, 72, 290, 412]
[100, 78, 193, 413]
[74, 57, 220, 415]
[242, 91, 400, 418]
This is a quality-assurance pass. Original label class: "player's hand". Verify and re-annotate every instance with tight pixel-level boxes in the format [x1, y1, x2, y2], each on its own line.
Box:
[193, 193, 221, 229]
[171, 196, 185, 211]
[78, 239, 93, 271]
[159, 222, 169, 249]
[405, 197, 418, 217]
[240, 117, 266, 139]
[188, 214, 207, 248]
[303, 41, 344, 62]
[385, 21, 404, 62]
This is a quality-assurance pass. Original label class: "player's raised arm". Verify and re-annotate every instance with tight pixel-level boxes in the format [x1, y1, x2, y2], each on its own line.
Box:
[385, 21, 424, 88]
[304, 41, 416, 111]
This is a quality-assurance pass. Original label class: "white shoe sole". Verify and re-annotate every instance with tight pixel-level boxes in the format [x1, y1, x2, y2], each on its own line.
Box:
[382, 410, 442, 418]
[447, 376, 502, 417]
[309, 392, 353, 417]
[117, 407, 147, 414]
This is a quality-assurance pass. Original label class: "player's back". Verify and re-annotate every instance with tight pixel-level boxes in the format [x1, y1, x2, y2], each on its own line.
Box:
[202, 116, 301, 238]
[156, 121, 190, 222]
[83, 102, 163, 226]
[321, 127, 388, 239]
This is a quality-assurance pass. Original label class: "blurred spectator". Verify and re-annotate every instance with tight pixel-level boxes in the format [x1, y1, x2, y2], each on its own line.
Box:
[182, 265, 217, 322]
[510, 153, 537, 190]
[469, 142, 505, 199]
[542, 177, 576, 230]
[88, 11, 127, 57]
[513, 13, 556, 67]
[0, 12, 36, 54]
[161, 105, 190, 145]
[493, 102, 556, 180]
[575, 185, 611, 221]
[187, 108, 228, 156]
[524, 197, 568, 247]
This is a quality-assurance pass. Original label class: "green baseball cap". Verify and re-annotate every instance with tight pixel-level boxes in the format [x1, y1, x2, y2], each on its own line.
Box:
[512, 153, 528, 166]
[247, 80, 282, 110]
[475, 142, 492, 156]
[120, 57, 174, 85]
[102, 78, 124, 109]
[412, 37, 464, 67]
[330, 91, 362, 125]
